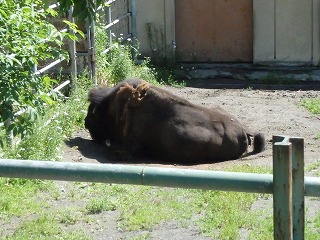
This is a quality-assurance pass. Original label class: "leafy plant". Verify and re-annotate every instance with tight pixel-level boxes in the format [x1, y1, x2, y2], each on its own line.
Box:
[0, 0, 69, 141]
[86, 198, 116, 214]
[58, 0, 105, 23]
[1, 73, 92, 160]
[94, 25, 178, 86]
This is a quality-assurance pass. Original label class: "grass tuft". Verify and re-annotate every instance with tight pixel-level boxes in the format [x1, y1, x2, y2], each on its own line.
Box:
[301, 98, 320, 114]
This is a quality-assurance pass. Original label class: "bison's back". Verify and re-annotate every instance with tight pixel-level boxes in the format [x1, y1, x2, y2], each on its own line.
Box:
[126, 89, 249, 163]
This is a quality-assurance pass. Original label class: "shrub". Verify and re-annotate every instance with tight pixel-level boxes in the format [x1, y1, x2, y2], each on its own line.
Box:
[94, 25, 176, 86]
[0, 0, 68, 141]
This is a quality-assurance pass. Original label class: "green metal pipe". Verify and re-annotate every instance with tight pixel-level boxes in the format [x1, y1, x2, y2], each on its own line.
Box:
[0, 159, 273, 193]
[305, 177, 320, 197]
[0, 159, 319, 196]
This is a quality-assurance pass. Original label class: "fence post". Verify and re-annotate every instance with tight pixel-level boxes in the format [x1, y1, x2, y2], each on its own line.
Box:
[290, 137, 305, 240]
[90, 19, 97, 85]
[68, 6, 77, 90]
[86, 19, 97, 85]
[273, 136, 293, 240]
[4, 118, 13, 145]
[106, 4, 113, 46]
[130, 0, 138, 59]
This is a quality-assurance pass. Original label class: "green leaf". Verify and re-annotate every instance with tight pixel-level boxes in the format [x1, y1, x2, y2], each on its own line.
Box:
[45, 8, 58, 17]
[62, 20, 85, 39]
[0, 9, 8, 19]
[6, 54, 22, 66]
[42, 76, 58, 87]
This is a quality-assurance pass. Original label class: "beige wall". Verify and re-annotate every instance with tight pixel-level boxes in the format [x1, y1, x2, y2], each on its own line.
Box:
[253, 0, 320, 65]
[134, 0, 175, 59]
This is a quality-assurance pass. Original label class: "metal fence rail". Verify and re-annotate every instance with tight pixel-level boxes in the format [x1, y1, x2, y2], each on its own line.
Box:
[0, 159, 319, 196]
[0, 159, 274, 193]
[0, 135, 319, 239]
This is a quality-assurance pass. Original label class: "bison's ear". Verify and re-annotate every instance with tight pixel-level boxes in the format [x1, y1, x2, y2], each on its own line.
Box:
[88, 87, 111, 104]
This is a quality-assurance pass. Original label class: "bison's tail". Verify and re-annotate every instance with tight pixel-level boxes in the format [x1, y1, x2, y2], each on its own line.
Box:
[252, 133, 266, 153]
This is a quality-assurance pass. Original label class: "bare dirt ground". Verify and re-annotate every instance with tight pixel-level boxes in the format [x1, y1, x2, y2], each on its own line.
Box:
[61, 82, 320, 239]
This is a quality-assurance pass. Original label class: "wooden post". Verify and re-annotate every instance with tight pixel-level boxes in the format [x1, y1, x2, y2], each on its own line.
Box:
[273, 136, 293, 240]
[290, 137, 305, 240]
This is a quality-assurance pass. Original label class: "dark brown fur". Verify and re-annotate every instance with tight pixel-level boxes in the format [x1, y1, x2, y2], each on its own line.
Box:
[85, 78, 265, 163]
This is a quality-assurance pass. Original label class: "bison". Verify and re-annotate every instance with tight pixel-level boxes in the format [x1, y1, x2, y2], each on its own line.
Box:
[85, 78, 265, 163]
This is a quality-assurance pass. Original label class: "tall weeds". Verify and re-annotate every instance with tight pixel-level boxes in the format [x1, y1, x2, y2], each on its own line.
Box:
[95, 26, 176, 86]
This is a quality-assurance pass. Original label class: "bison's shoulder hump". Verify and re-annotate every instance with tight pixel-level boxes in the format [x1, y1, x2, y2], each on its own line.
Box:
[88, 87, 110, 104]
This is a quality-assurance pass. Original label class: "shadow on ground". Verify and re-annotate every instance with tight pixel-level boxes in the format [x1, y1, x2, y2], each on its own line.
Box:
[64, 135, 255, 167]
[182, 78, 320, 91]
[64, 137, 178, 165]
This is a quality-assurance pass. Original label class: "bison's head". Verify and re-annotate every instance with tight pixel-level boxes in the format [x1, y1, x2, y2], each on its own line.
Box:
[85, 78, 147, 143]
[85, 87, 111, 143]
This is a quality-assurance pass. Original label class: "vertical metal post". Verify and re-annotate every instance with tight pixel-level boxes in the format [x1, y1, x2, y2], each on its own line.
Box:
[90, 19, 97, 85]
[106, 4, 112, 45]
[273, 136, 293, 240]
[130, 0, 138, 59]
[4, 118, 13, 145]
[86, 19, 93, 80]
[86, 19, 96, 85]
[68, 6, 77, 90]
[290, 137, 305, 240]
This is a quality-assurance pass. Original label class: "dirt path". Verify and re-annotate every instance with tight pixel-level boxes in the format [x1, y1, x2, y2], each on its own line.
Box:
[61, 84, 320, 239]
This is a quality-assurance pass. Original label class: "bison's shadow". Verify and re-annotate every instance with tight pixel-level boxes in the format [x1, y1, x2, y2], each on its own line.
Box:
[65, 137, 179, 165]
[65, 137, 116, 163]
[65, 137, 232, 165]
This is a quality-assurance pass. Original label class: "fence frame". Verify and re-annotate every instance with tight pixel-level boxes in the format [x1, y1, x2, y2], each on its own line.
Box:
[0, 135, 320, 239]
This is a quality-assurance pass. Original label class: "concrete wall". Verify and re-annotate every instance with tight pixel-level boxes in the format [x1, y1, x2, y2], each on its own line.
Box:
[133, 0, 175, 60]
[253, 0, 320, 65]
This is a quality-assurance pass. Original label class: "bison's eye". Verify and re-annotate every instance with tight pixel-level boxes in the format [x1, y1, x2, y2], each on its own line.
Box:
[92, 107, 96, 114]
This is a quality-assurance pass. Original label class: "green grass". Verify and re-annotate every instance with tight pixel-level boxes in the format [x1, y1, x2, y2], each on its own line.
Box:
[301, 98, 320, 114]
[86, 197, 117, 214]
[9, 213, 90, 240]
[301, 97, 320, 143]
[305, 161, 320, 177]
[0, 178, 52, 219]
[59, 182, 262, 238]
[67, 164, 274, 239]
[306, 211, 320, 239]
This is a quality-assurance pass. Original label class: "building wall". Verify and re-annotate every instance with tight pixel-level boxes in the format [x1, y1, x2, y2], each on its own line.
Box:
[253, 0, 320, 65]
[134, 0, 320, 65]
[133, 0, 175, 60]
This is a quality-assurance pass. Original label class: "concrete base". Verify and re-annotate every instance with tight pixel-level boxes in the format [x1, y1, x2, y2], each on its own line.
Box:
[174, 63, 320, 90]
